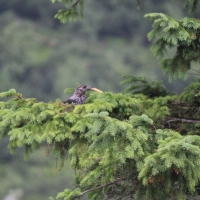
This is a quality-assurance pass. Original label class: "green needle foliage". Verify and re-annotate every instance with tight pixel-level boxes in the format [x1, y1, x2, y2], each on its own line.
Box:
[184, 0, 199, 14]
[144, 13, 200, 81]
[121, 75, 168, 97]
[51, 0, 84, 23]
[1, 79, 200, 200]
[1, 0, 200, 200]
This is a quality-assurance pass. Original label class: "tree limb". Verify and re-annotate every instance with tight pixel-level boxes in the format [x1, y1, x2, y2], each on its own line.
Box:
[80, 178, 122, 196]
[166, 117, 200, 124]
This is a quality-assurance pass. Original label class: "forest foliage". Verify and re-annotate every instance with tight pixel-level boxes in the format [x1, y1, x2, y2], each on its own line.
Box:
[1, 0, 200, 200]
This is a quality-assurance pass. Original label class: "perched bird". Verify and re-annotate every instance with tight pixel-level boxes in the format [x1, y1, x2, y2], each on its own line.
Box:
[63, 84, 102, 105]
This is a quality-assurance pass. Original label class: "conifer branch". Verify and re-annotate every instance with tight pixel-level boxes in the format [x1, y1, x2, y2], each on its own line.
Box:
[166, 117, 200, 124]
[67, 0, 82, 11]
[53, 0, 84, 23]
[80, 178, 122, 196]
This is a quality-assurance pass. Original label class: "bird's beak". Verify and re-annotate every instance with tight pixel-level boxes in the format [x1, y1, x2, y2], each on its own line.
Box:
[91, 88, 103, 93]
[86, 86, 103, 92]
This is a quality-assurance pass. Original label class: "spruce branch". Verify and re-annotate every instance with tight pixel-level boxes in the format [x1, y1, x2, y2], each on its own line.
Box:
[184, 0, 199, 14]
[53, 0, 84, 22]
[61, 0, 82, 12]
[188, 68, 200, 76]
[145, 13, 200, 80]
[80, 178, 122, 196]
[166, 117, 200, 124]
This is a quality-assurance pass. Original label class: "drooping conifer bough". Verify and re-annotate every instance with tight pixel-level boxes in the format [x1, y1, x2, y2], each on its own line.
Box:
[62, 84, 102, 105]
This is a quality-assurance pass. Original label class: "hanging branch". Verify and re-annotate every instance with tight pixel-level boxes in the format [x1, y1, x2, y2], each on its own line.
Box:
[53, 0, 84, 23]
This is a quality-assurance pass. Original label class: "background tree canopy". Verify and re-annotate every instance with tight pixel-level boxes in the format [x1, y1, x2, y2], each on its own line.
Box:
[1, 0, 200, 200]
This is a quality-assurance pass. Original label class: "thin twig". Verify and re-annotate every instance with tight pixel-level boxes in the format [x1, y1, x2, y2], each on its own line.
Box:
[67, 0, 82, 10]
[166, 117, 200, 124]
[188, 72, 200, 76]
[191, 68, 200, 73]
[81, 178, 122, 196]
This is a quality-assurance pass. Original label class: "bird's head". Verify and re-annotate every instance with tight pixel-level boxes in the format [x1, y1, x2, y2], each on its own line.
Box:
[75, 84, 102, 95]
[63, 84, 103, 105]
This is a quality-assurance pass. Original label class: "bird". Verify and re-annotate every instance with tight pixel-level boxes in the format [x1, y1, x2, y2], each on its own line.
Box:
[62, 84, 102, 105]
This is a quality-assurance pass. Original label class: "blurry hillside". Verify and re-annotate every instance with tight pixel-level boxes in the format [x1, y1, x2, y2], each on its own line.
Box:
[0, 0, 199, 199]
[0, 0, 197, 101]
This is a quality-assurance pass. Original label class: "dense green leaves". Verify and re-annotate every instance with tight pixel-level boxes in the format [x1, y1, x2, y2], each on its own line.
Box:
[121, 75, 168, 97]
[139, 130, 200, 199]
[145, 13, 200, 80]
[2, 79, 200, 199]
[51, 0, 84, 22]
[0, 88, 152, 199]
[0, 90, 73, 157]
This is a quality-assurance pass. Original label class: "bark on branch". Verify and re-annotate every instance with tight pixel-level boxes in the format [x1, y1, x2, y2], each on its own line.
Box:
[80, 178, 122, 196]
[166, 117, 200, 124]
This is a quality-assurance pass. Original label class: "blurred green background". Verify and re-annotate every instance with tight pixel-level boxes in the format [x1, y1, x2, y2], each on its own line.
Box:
[0, 0, 199, 199]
